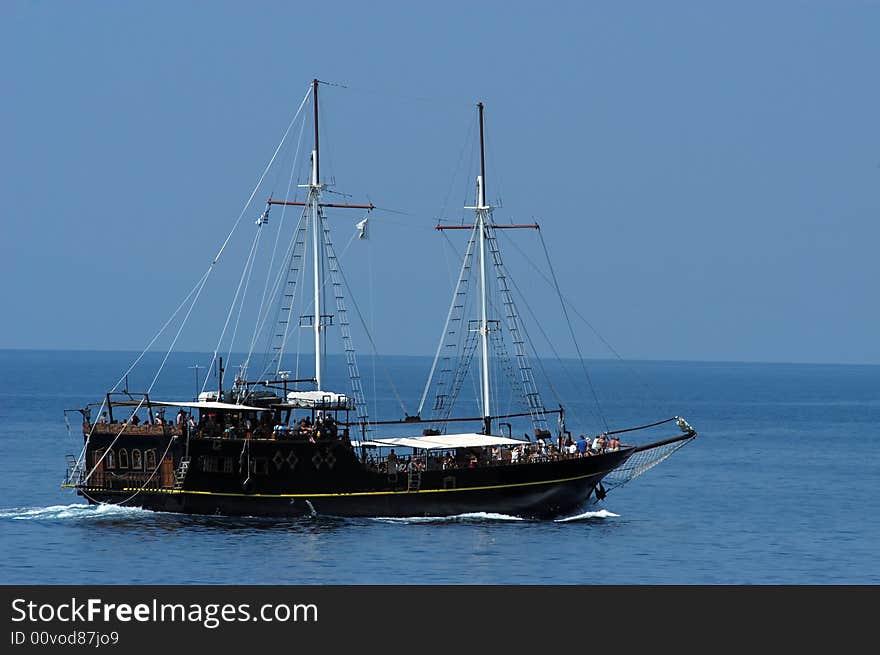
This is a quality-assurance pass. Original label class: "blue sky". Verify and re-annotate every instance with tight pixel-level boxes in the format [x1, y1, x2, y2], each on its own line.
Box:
[1, 1, 878, 365]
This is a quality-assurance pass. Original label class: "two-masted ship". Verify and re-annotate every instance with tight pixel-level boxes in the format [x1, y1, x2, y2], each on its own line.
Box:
[62, 80, 696, 519]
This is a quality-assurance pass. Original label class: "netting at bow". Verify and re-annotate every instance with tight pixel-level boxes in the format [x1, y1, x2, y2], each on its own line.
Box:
[601, 435, 695, 493]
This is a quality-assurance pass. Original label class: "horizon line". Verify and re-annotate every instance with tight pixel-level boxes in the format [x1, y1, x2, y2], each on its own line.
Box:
[0, 346, 877, 368]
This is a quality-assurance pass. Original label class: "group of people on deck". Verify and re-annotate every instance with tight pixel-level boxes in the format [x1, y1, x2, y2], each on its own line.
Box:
[276, 411, 339, 441]
[561, 433, 620, 456]
[97, 408, 196, 434]
[96, 406, 343, 442]
[370, 430, 622, 475]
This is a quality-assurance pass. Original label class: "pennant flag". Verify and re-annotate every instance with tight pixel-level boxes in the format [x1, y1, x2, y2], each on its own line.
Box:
[356, 216, 369, 240]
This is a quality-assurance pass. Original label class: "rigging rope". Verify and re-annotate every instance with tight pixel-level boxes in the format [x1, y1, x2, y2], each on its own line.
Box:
[418, 223, 479, 417]
[322, 225, 409, 417]
[110, 269, 210, 394]
[536, 228, 609, 432]
[499, 230, 666, 404]
[252, 209, 309, 380]
[85, 432, 177, 507]
[81, 397, 146, 485]
[199, 86, 313, 394]
[246, 111, 309, 379]
[203, 221, 263, 391]
[225, 222, 264, 378]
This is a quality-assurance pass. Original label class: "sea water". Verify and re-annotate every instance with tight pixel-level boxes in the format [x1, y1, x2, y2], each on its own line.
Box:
[0, 349, 877, 584]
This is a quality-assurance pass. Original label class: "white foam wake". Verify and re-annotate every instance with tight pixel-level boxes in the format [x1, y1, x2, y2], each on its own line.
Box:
[554, 509, 620, 522]
[371, 511, 525, 523]
[0, 503, 153, 521]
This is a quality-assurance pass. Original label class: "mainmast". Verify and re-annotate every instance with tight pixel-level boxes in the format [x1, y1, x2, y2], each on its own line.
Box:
[431, 102, 545, 436]
[476, 102, 492, 435]
[310, 78, 324, 389]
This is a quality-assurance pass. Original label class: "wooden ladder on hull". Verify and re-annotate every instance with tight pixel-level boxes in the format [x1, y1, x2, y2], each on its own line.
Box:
[173, 457, 191, 490]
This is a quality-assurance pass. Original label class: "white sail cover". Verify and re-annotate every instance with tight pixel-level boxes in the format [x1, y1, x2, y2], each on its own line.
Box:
[355, 433, 528, 450]
[286, 390, 353, 410]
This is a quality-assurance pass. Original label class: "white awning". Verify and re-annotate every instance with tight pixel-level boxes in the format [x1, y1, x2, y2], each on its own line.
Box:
[285, 390, 353, 410]
[355, 433, 528, 450]
[113, 400, 267, 412]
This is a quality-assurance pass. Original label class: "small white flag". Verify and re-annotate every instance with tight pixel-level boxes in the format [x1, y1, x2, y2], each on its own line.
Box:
[356, 217, 369, 240]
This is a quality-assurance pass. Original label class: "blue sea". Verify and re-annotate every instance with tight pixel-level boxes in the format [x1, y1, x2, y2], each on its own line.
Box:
[0, 349, 877, 584]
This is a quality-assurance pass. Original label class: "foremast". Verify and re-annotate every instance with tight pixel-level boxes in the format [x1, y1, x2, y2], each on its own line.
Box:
[309, 79, 324, 389]
[266, 79, 375, 421]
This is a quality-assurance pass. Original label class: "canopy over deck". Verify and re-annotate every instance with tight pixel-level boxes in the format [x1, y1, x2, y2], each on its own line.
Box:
[109, 400, 266, 412]
[353, 433, 528, 450]
[285, 390, 353, 410]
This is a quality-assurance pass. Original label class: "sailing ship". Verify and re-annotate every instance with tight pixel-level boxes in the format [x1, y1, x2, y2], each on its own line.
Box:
[62, 80, 696, 519]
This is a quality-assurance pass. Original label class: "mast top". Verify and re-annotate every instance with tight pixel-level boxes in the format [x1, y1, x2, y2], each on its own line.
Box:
[478, 101, 487, 209]
[313, 78, 320, 185]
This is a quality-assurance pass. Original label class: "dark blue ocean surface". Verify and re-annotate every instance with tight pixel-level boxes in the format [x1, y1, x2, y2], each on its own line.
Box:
[0, 349, 877, 584]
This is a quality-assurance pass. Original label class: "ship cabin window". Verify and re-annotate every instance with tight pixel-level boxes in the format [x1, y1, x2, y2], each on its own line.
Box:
[106, 449, 116, 469]
[92, 449, 104, 467]
[131, 449, 143, 470]
[118, 449, 129, 469]
[145, 449, 157, 470]
[199, 456, 219, 473]
[250, 457, 269, 475]
[222, 457, 234, 474]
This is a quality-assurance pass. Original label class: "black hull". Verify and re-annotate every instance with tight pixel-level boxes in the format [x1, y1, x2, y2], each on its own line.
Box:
[81, 469, 605, 519]
[76, 434, 634, 519]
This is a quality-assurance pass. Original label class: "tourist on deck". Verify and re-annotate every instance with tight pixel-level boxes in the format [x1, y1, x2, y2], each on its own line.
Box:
[387, 448, 399, 474]
[99, 412, 108, 424]
[608, 435, 620, 451]
[575, 434, 588, 455]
